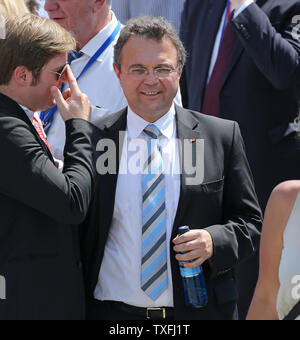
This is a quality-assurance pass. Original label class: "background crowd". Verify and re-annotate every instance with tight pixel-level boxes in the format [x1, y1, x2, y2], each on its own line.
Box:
[0, 0, 300, 321]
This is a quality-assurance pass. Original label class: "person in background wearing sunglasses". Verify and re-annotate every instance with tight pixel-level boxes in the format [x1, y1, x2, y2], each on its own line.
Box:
[0, 14, 99, 320]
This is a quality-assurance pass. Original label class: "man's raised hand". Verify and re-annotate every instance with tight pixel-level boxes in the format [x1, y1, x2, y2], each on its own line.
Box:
[51, 65, 91, 122]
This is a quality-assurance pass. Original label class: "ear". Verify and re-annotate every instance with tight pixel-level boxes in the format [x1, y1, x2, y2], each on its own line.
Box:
[93, 0, 106, 12]
[178, 68, 183, 81]
[113, 63, 121, 82]
[13, 66, 33, 87]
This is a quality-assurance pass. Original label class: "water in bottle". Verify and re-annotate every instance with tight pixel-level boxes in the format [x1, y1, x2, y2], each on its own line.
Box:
[177, 226, 208, 308]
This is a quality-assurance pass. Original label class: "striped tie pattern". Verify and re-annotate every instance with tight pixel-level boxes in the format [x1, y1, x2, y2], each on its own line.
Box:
[141, 124, 168, 300]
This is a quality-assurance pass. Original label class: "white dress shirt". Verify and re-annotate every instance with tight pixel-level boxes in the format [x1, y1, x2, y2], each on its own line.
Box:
[20, 105, 35, 123]
[95, 103, 181, 307]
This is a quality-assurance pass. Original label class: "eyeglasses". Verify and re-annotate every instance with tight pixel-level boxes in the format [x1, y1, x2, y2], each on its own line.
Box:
[50, 64, 68, 81]
[127, 66, 179, 79]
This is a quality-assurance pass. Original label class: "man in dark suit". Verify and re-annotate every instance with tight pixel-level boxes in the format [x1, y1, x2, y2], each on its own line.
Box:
[0, 14, 99, 320]
[180, 0, 300, 318]
[81, 16, 262, 320]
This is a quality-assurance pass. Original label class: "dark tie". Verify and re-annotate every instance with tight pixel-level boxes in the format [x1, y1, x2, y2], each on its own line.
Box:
[202, 11, 236, 117]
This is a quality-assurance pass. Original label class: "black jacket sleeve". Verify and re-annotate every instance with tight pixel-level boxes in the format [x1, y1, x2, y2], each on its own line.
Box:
[0, 116, 100, 224]
[232, 2, 300, 89]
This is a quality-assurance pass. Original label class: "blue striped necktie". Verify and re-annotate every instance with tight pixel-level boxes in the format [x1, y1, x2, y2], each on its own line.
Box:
[141, 124, 168, 300]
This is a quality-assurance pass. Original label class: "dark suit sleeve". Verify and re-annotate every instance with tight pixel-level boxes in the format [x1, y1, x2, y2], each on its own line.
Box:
[0, 117, 100, 224]
[204, 122, 262, 275]
[232, 2, 300, 89]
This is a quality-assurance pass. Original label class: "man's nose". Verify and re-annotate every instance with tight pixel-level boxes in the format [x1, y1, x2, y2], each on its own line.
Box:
[44, 0, 58, 12]
[143, 70, 159, 84]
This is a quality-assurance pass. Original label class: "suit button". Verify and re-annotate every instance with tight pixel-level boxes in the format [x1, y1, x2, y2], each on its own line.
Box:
[77, 261, 83, 270]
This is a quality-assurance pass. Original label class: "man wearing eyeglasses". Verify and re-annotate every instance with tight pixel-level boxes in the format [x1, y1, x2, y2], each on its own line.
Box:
[80, 16, 262, 321]
[0, 14, 99, 320]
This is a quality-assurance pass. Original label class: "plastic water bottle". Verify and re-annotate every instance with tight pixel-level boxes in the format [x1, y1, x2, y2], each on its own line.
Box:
[177, 226, 208, 308]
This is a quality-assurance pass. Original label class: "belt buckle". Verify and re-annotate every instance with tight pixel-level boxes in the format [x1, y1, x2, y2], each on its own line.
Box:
[146, 307, 166, 320]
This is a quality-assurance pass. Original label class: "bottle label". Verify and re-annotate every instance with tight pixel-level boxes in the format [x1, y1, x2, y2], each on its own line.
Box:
[180, 266, 201, 278]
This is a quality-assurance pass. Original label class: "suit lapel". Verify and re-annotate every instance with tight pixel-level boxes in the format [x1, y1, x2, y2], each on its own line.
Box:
[23, 113, 56, 163]
[222, 41, 244, 89]
[96, 109, 127, 228]
[101, 108, 128, 174]
[172, 106, 202, 238]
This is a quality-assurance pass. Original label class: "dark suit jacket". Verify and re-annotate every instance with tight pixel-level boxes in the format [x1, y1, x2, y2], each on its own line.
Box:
[180, 0, 300, 209]
[0, 93, 99, 320]
[81, 105, 262, 320]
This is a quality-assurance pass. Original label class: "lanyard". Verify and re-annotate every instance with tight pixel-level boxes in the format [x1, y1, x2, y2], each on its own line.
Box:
[40, 20, 122, 127]
[220, 0, 231, 45]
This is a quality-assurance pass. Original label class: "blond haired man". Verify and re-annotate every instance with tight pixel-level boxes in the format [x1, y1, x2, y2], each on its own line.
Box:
[0, 14, 98, 320]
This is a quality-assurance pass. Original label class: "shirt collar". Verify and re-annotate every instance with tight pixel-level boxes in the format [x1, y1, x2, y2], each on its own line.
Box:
[20, 104, 34, 122]
[127, 103, 176, 140]
[80, 11, 119, 61]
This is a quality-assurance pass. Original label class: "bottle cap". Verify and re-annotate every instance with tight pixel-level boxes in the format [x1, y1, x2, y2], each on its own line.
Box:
[178, 226, 190, 235]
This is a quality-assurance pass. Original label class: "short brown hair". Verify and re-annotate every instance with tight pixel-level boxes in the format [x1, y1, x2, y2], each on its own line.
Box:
[114, 16, 186, 72]
[0, 14, 76, 85]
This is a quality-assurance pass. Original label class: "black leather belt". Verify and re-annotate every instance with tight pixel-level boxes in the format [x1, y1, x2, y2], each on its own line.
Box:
[103, 300, 174, 320]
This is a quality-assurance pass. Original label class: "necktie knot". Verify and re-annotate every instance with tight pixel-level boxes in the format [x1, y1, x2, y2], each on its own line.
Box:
[144, 124, 161, 139]
[68, 50, 84, 64]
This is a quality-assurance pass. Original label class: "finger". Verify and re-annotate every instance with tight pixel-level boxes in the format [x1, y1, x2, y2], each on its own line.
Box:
[62, 88, 71, 100]
[173, 239, 199, 253]
[182, 257, 204, 268]
[175, 249, 201, 262]
[64, 65, 81, 96]
[51, 86, 67, 111]
[172, 230, 199, 245]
